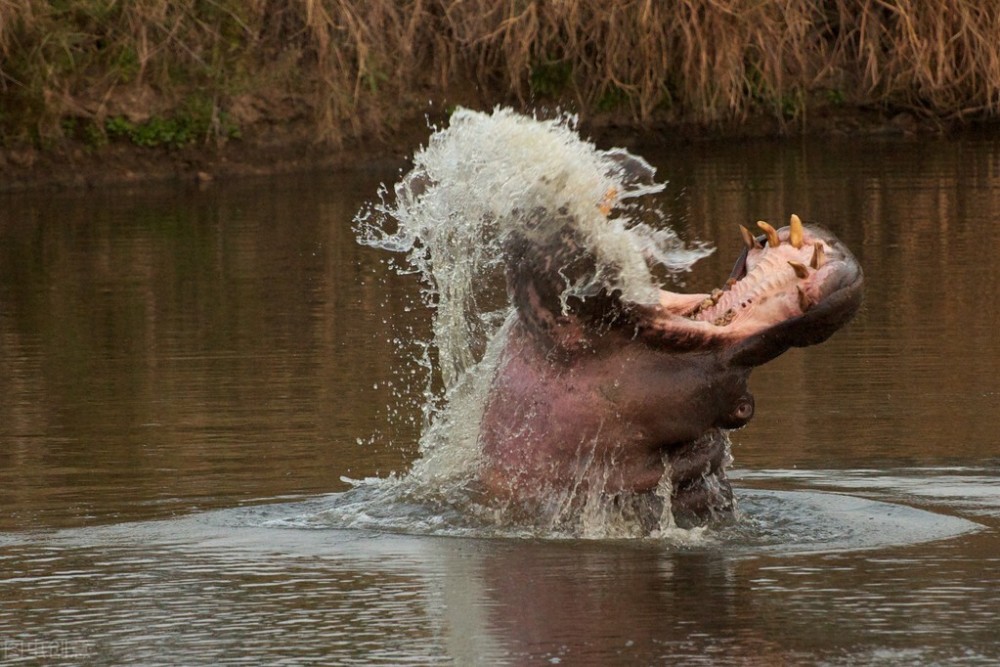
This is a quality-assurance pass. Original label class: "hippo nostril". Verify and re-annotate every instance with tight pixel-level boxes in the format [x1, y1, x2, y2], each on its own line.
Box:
[719, 393, 755, 429]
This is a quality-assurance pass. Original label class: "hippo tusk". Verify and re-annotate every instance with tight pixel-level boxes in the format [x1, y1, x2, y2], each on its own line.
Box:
[756, 220, 780, 247]
[738, 224, 758, 250]
[789, 214, 804, 248]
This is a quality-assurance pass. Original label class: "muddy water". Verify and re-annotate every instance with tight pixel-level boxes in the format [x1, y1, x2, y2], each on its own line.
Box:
[2, 134, 1000, 664]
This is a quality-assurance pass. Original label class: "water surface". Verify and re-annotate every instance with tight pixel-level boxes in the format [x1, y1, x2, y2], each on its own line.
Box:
[2, 133, 999, 664]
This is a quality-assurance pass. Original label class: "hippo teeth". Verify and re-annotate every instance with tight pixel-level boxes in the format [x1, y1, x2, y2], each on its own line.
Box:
[756, 220, 780, 247]
[788, 260, 809, 279]
[811, 241, 826, 269]
[691, 214, 822, 325]
[789, 214, 804, 248]
[797, 286, 813, 312]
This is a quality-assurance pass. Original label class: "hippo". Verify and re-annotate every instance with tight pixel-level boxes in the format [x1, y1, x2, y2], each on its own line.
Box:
[476, 207, 863, 528]
[366, 108, 863, 532]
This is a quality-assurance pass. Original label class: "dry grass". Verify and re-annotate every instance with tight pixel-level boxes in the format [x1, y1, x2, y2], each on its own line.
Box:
[836, 0, 1000, 118]
[2, 0, 1000, 147]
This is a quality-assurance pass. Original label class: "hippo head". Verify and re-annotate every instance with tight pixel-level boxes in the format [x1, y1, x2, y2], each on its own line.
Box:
[478, 210, 863, 529]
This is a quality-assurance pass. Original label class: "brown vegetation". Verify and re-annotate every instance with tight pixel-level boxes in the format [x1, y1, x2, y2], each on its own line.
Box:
[2, 1, 1000, 151]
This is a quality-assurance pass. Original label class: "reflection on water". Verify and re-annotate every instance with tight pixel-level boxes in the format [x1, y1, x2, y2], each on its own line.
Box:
[0, 172, 430, 529]
[2, 133, 1000, 663]
[0, 471, 996, 665]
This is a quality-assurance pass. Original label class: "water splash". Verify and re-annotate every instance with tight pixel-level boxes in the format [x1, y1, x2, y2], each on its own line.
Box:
[353, 107, 714, 536]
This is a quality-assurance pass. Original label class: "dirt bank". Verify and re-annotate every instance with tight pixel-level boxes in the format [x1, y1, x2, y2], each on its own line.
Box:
[0, 120, 413, 193]
[0, 103, 962, 193]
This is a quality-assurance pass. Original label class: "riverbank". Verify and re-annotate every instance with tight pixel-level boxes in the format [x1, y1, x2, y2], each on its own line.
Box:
[4, 0, 1000, 191]
[0, 102, 963, 193]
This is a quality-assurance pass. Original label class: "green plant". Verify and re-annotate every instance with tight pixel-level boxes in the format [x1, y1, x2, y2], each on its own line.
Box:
[597, 86, 630, 112]
[529, 59, 572, 98]
[82, 121, 107, 148]
[103, 108, 238, 150]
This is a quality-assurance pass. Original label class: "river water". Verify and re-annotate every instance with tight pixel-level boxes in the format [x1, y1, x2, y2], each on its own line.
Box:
[1, 129, 999, 664]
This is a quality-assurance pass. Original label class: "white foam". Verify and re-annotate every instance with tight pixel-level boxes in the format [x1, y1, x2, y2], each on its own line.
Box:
[354, 107, 715, 537]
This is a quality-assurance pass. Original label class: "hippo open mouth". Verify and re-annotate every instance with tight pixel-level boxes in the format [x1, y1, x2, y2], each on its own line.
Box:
[640, 214, 863, 367]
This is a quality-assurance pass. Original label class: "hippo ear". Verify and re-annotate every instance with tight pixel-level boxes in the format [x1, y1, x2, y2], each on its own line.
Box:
[503, 215, 632, 349]
[604, 149, 657, 188]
